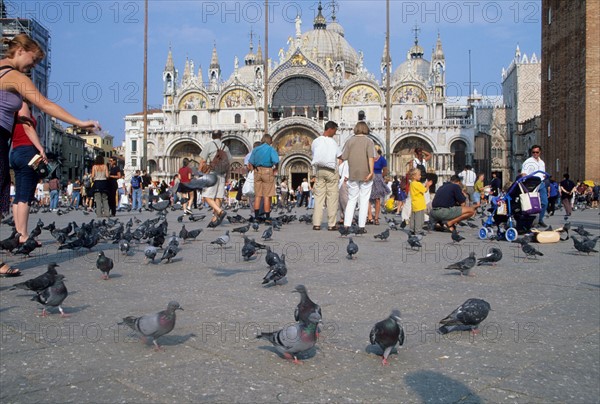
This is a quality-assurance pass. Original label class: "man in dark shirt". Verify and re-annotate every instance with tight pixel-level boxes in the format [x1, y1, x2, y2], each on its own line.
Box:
[429, 175, 476, 231]
[559, 173, 576, 218]
[107, 157, 122, 216]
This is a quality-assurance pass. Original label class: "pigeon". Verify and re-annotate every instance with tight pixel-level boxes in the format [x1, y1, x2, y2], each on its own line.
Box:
[439, 298, 491, 334]
[119, 239, 131, 255]
[346, 237, 358, 260]
[210, 231, 230, 247]
[96, 251, 114, 280]
[14, 237, 40, 257]
[33, 273, 69, 317]
[121, 301, 183, 351]
[232, 224, 250, 235]
[338, 226, 351, 237]
[261, 226, 273, 241]
[406, 233, 422, 250]
[294, 284, 322, 325]
[57, 237, 84, 251]
[179, 225, 188, 240]
[574, 225, 592, 238]
[144, 246, 158, 263]
[451, 228, 465, 243]
[477, 248, 503, 266]
[573, 237, 599, 255]
[369, 309, 405, 365]
[241, 239, 257, 261]
[0, 231, 21, 253]
[265, 246, 281, 267]
[519, 241, 544, 259]
[243, 236, 267, 250]
[445, 252, 477, 276]
[160, 243, 179, 263]
[374, 229, 390, 241]
[11, 263, 59, 292]
[252, 222, 260, 232]
[189, 214, 206, 222]
[151, 200, 170, 212]
[262, 254, 287, 285]
[256, 311, 321, 363]
[183, 228, 202, 242]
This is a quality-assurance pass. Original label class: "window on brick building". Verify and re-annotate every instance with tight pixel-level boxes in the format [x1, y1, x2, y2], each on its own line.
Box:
[132, 140, 137, 152]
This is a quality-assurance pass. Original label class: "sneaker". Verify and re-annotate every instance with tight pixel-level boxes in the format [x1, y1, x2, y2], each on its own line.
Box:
[538, 221, 548, 228]
[356, 227, 367, 235]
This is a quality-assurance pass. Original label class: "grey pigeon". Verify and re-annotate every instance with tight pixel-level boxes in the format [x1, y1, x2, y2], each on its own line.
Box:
[346, 237, 358, 260]
[294, 284, 322, 325]
[256, 311, 321, 363]
[445, 252, 477, 276]
[121, 301, 183, 350]
[144, 246, 158, 263]
[374, 228, 390, 241]
[573, 236, 599, 255]
[574, 225, 592, 238]
[261, 226, 273, 241]
[151, 200, 170, 212]
[243, 236, 267, 250]
[210, 231, 230, 247]
[252, 222, 260, 232]
[241, 239, 257, 261]
[477, 248, 503, 266]
[160, 243, 179, 263]
[119, 239, 130, 255]
[14, 237, 40, 257]
[179, 225, 188, 240]
[451, 228, 465, 243]
[183, 228, 203, 242]
[262, 254, 287, 285]
[338, 226, 350, 237]
[96, 251, 114, 280]
[12, 263, 59, 292]
[0, 231, 21, 253]
[232, 224, 250, 235]
[369, 309, 405, 365]
[439, 298, 491, 334]
[33, 273, 69, 317]
[265, 246, 281, 267]
[519, 241, 544, 259]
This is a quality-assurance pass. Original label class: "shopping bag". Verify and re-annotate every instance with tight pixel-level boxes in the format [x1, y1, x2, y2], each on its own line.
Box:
[242, 171, 254, 196]
[518, 183, 541, 214]
[120, 194, 130, 206]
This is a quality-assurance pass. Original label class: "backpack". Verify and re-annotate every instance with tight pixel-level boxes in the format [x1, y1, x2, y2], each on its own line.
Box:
[203, 142, 230, 175]
[391, 180, 400, 196]
[131, 175, 141, 189]
[549, 181, 559, 197]
[415, 159, 427, 178]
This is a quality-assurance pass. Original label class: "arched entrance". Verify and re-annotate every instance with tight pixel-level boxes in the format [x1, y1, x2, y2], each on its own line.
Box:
[171, 142, 202, 172]
[224, 138, 250, 181]
[283, 156, 312, 192]
[392, 136, 433, 175]
[451, 140, 467, 174]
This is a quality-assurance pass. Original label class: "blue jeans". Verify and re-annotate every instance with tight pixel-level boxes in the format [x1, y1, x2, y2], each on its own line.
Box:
[50, 189, 59, 209]
[132, 187, 142, 210]
[538, 184, 548, 223]
[70, 191, 81, 209]
[9, 145, 37, 204]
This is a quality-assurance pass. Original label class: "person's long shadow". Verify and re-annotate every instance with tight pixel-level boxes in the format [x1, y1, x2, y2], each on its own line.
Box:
[405, 370, 483, 404]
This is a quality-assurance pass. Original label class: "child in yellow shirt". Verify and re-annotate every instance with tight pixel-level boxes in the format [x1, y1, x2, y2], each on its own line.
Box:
[409, 168, 433, 234]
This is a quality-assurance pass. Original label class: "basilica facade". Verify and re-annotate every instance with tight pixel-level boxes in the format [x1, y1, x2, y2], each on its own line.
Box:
[124, 4, 475, 188]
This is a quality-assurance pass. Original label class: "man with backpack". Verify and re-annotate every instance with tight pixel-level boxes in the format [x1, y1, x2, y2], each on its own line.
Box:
[130, 170, 144, 212]
[199, 130, 232, 226]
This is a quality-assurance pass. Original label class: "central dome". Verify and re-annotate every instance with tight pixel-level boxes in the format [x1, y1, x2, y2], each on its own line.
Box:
[298, 3, 359, 75]
[392, 39, 431, 84]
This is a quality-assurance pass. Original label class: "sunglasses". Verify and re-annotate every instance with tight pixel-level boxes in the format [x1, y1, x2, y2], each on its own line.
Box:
[532, 151, 540, 154]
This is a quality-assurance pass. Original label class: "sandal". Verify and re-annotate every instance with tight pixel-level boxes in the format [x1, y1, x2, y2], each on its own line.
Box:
[312, 226, 321, 231]
[374, 219, 380, 225]
[366, 219, 374, 225]
[0, 263, 21, 278]
[442, 222, 455, 233]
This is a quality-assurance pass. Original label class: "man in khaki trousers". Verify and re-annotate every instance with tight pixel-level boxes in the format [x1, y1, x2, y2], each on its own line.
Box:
[311, 121, 341, 231]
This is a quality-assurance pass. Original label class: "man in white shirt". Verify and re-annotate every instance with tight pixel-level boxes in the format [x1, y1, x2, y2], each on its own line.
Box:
[311, 121, 340, 230]
[459, 165, 477, 205]
[521, 144, 548, 227]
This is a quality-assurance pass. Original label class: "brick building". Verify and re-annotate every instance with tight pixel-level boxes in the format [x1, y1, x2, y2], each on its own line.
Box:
[541, 0, 599, 182]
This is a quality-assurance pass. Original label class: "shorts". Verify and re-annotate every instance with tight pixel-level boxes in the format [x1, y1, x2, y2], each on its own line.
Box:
[9, 145, 38, 204]
[202, 175, 226, 199]
[254, 167, 276, 197]
[429, 206, 463, 223]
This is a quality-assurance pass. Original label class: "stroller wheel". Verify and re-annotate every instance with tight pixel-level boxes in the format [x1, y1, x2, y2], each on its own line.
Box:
[478, 228, 488, 240]
[505, 227, 518, 242]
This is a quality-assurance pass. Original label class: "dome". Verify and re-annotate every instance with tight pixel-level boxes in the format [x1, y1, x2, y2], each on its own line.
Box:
[300, 30, 358, 74]
[392, 57, 431, 84]
[327, 18, 345, 37]
[233, 65, 257, 86]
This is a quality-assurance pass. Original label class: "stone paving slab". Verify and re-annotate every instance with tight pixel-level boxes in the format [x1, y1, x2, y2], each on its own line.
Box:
[1, 206, 599, 403]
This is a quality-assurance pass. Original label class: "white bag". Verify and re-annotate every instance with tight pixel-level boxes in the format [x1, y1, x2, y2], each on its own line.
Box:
[242, 171, 254, 196]
[119, 194, 130, 206]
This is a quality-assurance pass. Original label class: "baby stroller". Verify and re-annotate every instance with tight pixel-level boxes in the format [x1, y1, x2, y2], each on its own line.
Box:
[479, 171, 547, 242]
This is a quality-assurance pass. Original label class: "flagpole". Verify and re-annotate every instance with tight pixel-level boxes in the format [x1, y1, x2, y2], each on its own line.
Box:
[142, 0, 148, 171]
[264, 0, 269, 135]
[385, 0, 391, 162]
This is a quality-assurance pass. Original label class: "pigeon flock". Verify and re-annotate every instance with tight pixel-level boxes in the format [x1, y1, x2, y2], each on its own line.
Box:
[0, 202, 597, 369]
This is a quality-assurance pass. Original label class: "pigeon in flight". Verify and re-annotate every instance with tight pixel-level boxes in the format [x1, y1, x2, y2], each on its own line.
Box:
[121, 301, 183, 351]
[369, 309, 405, 365]
[439, 298, 491, 335]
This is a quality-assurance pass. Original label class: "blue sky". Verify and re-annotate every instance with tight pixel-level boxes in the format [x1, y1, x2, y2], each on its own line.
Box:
[5, 0, 541, 145]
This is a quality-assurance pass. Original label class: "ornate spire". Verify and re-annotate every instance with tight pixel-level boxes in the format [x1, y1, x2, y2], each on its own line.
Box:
[434, 32, 445, 60]
[183, 57, 190, 81]
[313, 1, 326, 30]
[515, 44, 521, 62]
[165, 44, 174, 71]
[210, 42, 220, 69]
[331, 0, 338, 21]
[256, 39, 263, 63]
[245, 29, 256, 65]
[197, 65, 203, 82]
[408, 24, 424, 59]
